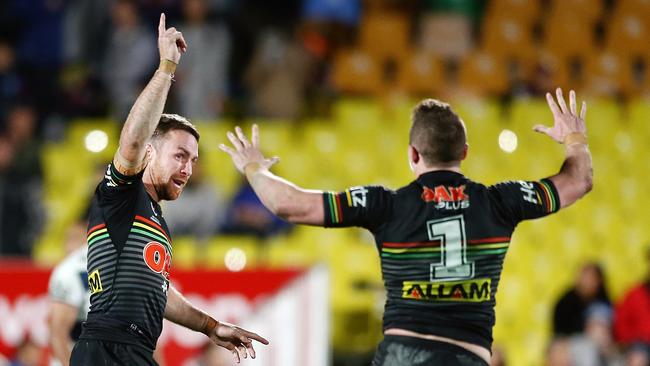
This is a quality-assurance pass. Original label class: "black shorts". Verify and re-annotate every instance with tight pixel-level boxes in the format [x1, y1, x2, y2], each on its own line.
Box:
[70, 339, 157, 366]
[371, 335, 489, 366]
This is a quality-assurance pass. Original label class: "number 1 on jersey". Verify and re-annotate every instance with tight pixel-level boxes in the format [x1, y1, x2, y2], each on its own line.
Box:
[427, 215, 474, 281]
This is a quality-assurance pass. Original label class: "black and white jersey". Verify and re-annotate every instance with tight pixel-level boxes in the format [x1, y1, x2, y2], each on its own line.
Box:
[81, 164, 172, 351]
[323, 170, 560, 350]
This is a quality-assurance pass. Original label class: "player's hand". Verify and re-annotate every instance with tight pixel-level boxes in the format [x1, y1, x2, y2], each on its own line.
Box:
[534, 88, 587, 144]
[158, 13, 187, 64]
[219, 124, 280, 174]
[208, 322, 269, 363]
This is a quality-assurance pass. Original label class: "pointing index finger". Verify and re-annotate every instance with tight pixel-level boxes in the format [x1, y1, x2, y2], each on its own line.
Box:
[159, 13, 166, 36]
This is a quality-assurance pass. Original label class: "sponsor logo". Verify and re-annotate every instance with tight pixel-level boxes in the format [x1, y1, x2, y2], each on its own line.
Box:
[143, 242, 172, 280]
[402, 278, 491, 302]
[346, 187, 368, 208]
[422, 185, 470, 209]
[88, 270, 103, 294]
[518, 181, 539, 204]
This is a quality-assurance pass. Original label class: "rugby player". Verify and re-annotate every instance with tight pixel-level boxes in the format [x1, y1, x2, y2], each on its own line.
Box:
[220, 89, 592, 365]
[70, 14, 268, 365]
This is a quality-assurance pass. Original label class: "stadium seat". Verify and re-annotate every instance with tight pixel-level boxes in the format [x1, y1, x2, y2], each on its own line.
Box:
[549, 0, 604, 23]
[542, 14, 597, 64]
[481, 15, 536, 64]
[396, 50, 445, 96]
[605, 13, 650, 60]
[67, 119, 119, 163]
[171, 236, 199, 270]
[582, 50, 635, 97]
[359, 12, 410, 63]
[616, 0, 650, 24]
[457, 51, 510, 96]
[202, 235, 261, 270]
[487, 0, 541, 23]
[332, 49, 384, 95]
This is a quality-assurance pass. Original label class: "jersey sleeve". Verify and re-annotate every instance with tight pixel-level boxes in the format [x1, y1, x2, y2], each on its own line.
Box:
[102, 163, 143, 190]
[48, 266, 84, 308]
[488, 178, 560, 227]
[322, 186, 393, 231]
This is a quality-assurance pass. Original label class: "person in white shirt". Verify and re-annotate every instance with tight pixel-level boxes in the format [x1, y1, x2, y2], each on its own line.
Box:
[48, 221, 89, 366]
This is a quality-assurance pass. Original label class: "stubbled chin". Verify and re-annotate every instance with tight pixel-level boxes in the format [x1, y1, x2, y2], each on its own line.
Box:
[164, 184, 182, 201]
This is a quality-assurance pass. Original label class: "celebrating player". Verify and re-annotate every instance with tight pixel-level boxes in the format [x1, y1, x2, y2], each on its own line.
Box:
[220, 89, 592, 365]
[70, 14, 268, 366]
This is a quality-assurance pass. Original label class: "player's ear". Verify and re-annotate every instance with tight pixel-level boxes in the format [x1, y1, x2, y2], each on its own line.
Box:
[409, 145, 420, 164]
[460, 143, 468, 161]
[408, 145, 420, 172]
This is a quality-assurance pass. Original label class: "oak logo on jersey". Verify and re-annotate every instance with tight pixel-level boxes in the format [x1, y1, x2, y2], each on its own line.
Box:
[345, 187, 368, 208]
[402, 278, 491, 302]
[88, 269, 103, 294]
[143, 242, 171, 279]
[422, 185, 470, 209]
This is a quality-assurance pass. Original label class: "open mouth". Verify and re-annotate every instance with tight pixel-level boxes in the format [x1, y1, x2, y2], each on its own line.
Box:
[172, 178, 185, 189]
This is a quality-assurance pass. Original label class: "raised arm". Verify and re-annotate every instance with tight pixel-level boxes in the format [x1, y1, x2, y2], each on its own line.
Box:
[534, 88, 593, 208]
[219, 125, 325, 225]
[114, 13, 187, 175]
[164, 285, 268, 363]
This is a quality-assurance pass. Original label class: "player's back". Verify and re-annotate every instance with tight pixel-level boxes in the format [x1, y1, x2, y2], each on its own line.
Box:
[324, 170, 559, 350]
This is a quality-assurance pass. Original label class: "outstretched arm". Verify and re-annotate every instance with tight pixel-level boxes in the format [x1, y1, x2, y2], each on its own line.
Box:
[114, 13, 187, 175]
[535, 88, 593, 208]
[164, 285, 268, 363]
[219, 125, 326, 225]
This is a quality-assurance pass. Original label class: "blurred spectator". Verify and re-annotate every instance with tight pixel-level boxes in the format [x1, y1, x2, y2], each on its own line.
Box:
[220, 179, 291, 238]
[244, 27, 318, 120]
[553, 262, 611, 336]
[58, 64, 109, 119]
[103, 0, 157, 120]
[614, 247, 650, 351]
[624, 344, 650, 366]
[163, 162, 225, 241]
[546, 337, 573, 366]
[10, 0, 66, 118]
[8, 338, 41, 366]
[568, 303, 624, 366]
[0, 105, 45, 256]
[48, 220, 88, 366]
[175, 0, 231, 120]
[0, 40, 24, 119]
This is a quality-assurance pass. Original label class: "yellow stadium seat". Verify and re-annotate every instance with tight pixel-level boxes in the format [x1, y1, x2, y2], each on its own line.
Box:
[616, 0, 650, 25]
[202, 235, 262, 270]
[487, 0, 541, 23]
[481, 15, 536, 63]
[171, 236, 199, 270]
[549, 0, 603, 23]
[543, 14, 597, 64]
[457, 52, 510, 96]
[605, 13, 650, 60]
[332, 49, 384, 95]
[396, 50, 445, 97]
[264, 234, 317, 268]
[67, 119, 119, 163]
[583, 50, 635, 97]
[359, 12, 410, 63]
